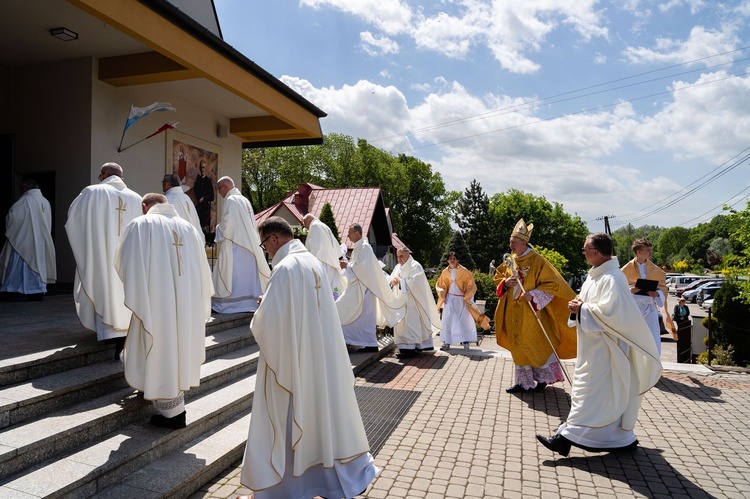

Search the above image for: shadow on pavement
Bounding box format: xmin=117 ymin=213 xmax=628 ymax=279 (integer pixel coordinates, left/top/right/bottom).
xmin=542 ymin=446 xmax=717 ymax=498
xmin=359 ymin=354 xmax=447 ymax=384
xmin=655 ymin=376 xmax=724 ymax=402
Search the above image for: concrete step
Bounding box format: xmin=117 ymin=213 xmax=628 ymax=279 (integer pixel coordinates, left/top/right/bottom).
xmin=0 ymin=375 xmax=256 ymax=498
xmin=0 ymin=343 xmax=259 ymax=479
xmin=0 ymin=312 xmax=252 ymax=388
xmin=0 ymin=324 xmax=256 ymax=429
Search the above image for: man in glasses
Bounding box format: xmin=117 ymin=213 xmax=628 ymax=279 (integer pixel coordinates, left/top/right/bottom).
xmin=65 ymin=162 xmax=141 ymax=357
xmin=537 ymin=232 xmax=661 ymax=457
xmin=211 ymin=176 xmax=269 ymax=313
xmin=239 ymin=217 xmax=379 ymax=498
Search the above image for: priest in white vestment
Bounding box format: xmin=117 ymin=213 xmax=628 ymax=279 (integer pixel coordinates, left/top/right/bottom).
xmin=389 ymin=248 xmax=440 ymax=357
xmin=537 ymin=233 xmax=662 ymax=457
xmin=0 ymin=180 xmax=56 ymax=299
xmin=115 ymin=193 xmax=213 ymax=429
xmin=211 ymin=176 xmax=270 ymax=313
xmin=336 ymin=223 xmax=404 ymax=352
xmin=162 ymin=173 xmax=206 ymax=246
xmin=303 ymin=213 xmax=346 ymax=300
xmin=65 ymin=163 xmax=142 ymax=347
xmin=240 ymin=217 xmax=379 ymax=499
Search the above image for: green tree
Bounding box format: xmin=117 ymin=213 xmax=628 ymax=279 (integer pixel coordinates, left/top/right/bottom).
xmin=319 ymin=202 xmax=340 ymax=242
xmin=388 ymin=155 xmax=451 ymax=266
xmin=455 ymin=180 xmax=496 ymax=274
xmin=441 ymin=230 xmax=477 ymax=270
xmin=712 ymin=280 xmax=750 ymax=365
xmin=612 ymin=224 xmax=665 ymax=265
xmin=684 ymin=215 xmax=731 ymax=267
xmin=535 ymin=246 xmax=569 ymax=278
xmin=488 ymin=189 xmax=589 ymax=277
xmin=655 ymin=227 xmax=691 ymax=265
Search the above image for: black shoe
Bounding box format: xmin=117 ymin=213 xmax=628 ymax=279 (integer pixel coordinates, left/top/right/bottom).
xmin=418 ymin=347 xmax=434 ymax=352
xmin=26 ymin=293 xmax=44 ymax=301
xmin=536 ymin=434 xmax=572 ymax=457
xmin=150 ymin=411 xmax=186 ymax=429
xmin=506 ymin=384 xmax=531 ymax=393
xmin=113 ymin=337 xmax=125 ymax=361
xmin=359 ymin=346 xmax=379 ymax=353
xmin=535 ymin=382 xmax=547 ymax=392
xmin=614 ymin=440 xmax=639 ymax=452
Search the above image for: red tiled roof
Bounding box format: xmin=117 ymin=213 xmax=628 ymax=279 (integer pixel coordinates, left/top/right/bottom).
xmin=391 ymin=232 xmax=407 ymax=251
xmin=255 ymin=183 xmax=385 ymax=249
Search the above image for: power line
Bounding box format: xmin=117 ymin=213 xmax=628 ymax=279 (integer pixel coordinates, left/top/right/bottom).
xmin=395 ymin=70 xmax=750 ymax=154
xmin=368 ymin=45 xmax=750 ymax=145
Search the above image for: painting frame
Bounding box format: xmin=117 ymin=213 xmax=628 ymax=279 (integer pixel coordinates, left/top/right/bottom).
xmin=165 ymin=130 xmax=221 ymax=237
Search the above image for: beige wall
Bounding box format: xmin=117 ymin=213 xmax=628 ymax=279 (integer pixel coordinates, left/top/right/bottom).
xmin=3 ymin=55 xmax=245 ymax=283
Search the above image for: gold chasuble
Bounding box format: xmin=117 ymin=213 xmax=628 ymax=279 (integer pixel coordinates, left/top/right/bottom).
xmin=436 ymin=264 xmax=491 ymax=330
xmin=493 ymin=250 xmax=577 ymax=367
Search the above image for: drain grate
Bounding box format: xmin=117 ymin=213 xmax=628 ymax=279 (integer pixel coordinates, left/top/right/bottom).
xmin=354 ymin=386 xmax=421 ymax=457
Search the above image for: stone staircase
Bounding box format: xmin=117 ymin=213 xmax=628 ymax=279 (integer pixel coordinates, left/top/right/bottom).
xmin=0 ymin=306 xmax=394 ymax=498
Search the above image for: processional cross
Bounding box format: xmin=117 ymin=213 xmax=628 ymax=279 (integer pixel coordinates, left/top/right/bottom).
xmin=115 ymin=197 xmax=127 ymax=236
xmin=172 ymin=230 xmax=184 ymax=276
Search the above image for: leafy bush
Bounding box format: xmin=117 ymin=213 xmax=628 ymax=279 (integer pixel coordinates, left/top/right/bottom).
xmin=697 ymin=344 xmax=736 ymax=366
xmin=473 ymin=271 xmax=498 ymax=316
xmin=711 ymin=280 xmax=750 ymax=364
xmin=672 ymin=259 xmax=690 ymax=273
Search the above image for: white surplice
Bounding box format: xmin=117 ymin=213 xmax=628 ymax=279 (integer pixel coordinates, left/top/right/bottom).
xmin=241 ymin=239 xmax=378 ymax=498
xmin=389 ymin=255 xmax=441 ymax=349
xmin=0 ymin=188 xmax=56 ymax=293
xmin=336 ymin=237 xmax=404 ymax=327
xmin=65 ymin=176 xmax=142 ymax=340
xmin=440 ymin=272 xmax=478 ymax=345
xmin=114 ymin=203 xmax=213 ymax=402
xmin=165 ymin=186 xmax=205 ymax=246
xmin=305 ymin=219 xmax=346 ymax=299
xmin=559 ymin=257 xmax=662 ymax=448
xmin=211 ymin=188 xmax=270 ymax=313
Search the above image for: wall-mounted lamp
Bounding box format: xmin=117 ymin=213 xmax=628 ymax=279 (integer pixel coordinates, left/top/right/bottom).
xmin=50 ymin=27 xmax=78 ymax=41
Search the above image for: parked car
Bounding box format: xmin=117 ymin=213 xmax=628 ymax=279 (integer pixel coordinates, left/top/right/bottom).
xmin=668 ymin=275 xmax=704 ymax=294
xmin=697 ymin=282 xmax=724 ymax=305
xmin=701 ymin=298 xmax=714 ymax=311
xmin=679 ymin=279 xmax=724 ymax=301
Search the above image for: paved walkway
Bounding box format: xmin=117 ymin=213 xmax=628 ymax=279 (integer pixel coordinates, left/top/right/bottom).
xmin=194 ymin=331 xmax=750 ymax=499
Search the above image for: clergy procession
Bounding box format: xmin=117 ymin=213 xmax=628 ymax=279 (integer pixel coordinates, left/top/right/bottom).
xmin=1 ymin=165 xmax=673 ymax=499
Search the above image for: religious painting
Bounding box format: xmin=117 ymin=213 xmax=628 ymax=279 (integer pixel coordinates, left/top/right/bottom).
xmin=166 ymin=130 xmax=220 ymax=239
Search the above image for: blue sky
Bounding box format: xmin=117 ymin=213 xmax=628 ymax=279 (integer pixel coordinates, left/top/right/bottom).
xmin=214 ymin=0 xmax=750 ymax=232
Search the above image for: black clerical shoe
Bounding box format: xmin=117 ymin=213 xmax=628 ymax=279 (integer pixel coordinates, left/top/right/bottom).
xmin=113 ymin=337 xmax=125 ymax=361
xmin=535 ymin=382 xmax=547 ymax=392
xmin=397 ymin=349 xmax=417 ymax=359
xmin=418 ymin=347 xmax=434 ymax=352
xmin=359 ymin=346 xmax=379 ymax=353
xmin=536 ymin=434 xmax=572 ymax=457
xmin=505 ymin=384 xmax=531 ymax=393
xmin=150 ymin=411 xmax=186 ymax=429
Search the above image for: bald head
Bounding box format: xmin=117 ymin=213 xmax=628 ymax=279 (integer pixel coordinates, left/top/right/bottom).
xmin=302 ymin=213 xmax=316 ymax=229
xmin=99 ymin=162 xmax=123 ymax=180
xmin=217 ymin=176 xmax=235 ymax=198
xmin=141 ymin=193 xmax=167 ymax=214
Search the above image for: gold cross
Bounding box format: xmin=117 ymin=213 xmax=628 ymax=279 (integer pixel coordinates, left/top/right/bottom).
xmin=172 ymin=230 xmax=184 ymax=276
xmin=312 ymin=268 xmax=321 ymax=309
xmin=116 ymin=197 xmax=127 ymax=236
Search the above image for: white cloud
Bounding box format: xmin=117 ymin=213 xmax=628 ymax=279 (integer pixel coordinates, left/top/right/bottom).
xmin=624 ymin=25 xmax=739 ymax=66
xmin=299 ymin=0 xmax=413 ymax=35
xmin=380 ymin=69 xmax=393 ymax=78
xmin=658 ymin=0 xmax=707 ymax=15
xmin=360 ymin=31 xmax=400 ymax=56
xmin=302 ymin=0 xmax=609 ymax=73
xmin=278 ymin=70 xmax=750 ymax=226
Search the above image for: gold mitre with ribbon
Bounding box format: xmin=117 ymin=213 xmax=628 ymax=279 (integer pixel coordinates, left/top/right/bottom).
xmin=511 ymin=219 xmax=533 ymax=242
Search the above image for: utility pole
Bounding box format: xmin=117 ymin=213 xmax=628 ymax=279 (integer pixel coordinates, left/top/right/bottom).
xmin=595 ymin=215 xmax=615 ymax=236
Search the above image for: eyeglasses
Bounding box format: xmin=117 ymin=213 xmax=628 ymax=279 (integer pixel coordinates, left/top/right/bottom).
xmin=581 ymin=247 xmax=597 ymax=253
xmin=259 ymin=235 xmax=273 ymax=251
